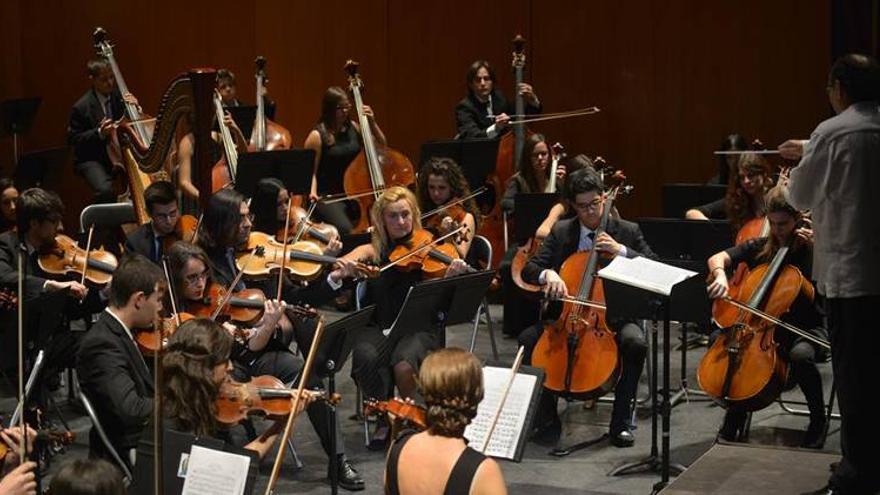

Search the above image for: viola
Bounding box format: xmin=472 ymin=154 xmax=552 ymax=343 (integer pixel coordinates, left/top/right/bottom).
xmin=186 ymin=283 xmax=266 ymax=325
xmin=0 ymin=428 xmax=76 ymax=461
xmin=250 ymin=56 xmax=292 ymax=151
xmin=698 ymin=243 xmax=814 ymax=412
xmin=388 ymin=228 xmax=474 ymax=279
xmin=215 ymin=375 xmax=340 ymax=427
xmin=38 ymin=234 xmax=118 ymax=286
xmin=135 ymin=312 xmax=196 ymax=355
xmin=160 ymin=214 xmax=199 ymax=253
xmin=238 ymin=231 xmax=378 ymax=281
xmin=423 ymin=203 xmax=468 ymax=237
xmin=276 ymin=205 xmax=339 ymax=248
xmin=364 ymin=398 xmax=427 ymax=430
xmin=341 ymin=60 xmax=415 ymax=233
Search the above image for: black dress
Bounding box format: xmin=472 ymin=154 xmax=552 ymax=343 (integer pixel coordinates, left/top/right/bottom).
xmin=314 ymin=124 xmax=362 ymax=234
xmin=385 ymin=430 xmax=488 ymax=495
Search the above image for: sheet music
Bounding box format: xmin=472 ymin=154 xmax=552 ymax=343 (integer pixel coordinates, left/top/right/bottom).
xmin=597 ymin=256 xmax=697 ymax=296
xmin=181 ymin=445 xmax=250 ymax=495
xmin=464 ymin=366 xmax=537 ymax=460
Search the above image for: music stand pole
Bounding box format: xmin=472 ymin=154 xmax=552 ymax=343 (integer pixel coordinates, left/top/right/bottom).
xmin=327 ymin=359 xmax=339 ymax=495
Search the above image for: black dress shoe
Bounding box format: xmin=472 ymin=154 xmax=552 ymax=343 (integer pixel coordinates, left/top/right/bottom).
xmin=531 ymin=417 xmax=562 ymax=445
xmin=799 ymin=483 xmax=838 ymax=495
xmin=610 ymin=428 xmax=635 ymax=448
xmin=801 ymin=416 xmax=827 ymax=449
xmin=330 ymin=457 xmax=365 ymax=492
xmin=367 ymin=423 xmax=390 ymax=451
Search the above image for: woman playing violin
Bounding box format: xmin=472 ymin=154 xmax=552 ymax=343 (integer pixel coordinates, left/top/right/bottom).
xmin=686 ymin=152 xmax=772 ymax=226
xmin=304 ymin=86 xmax=387 ymax=235
xmin=705 ymin=186 xmax=827 ymax=448
xmin=416 ymin=157 xmax=479 ymax=259
xmin=344 ymin=186 xmax=469 ymax=448
xmin=250 ymin=177 xmax=341 ymax=253
xmin=384 ymin=348 xmax=507 ymax=495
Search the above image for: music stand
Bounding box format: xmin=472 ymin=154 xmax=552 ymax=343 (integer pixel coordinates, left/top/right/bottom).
xmin=224 ymin=105 xmax=257 ymax=143
xmin=419 ymin=138 xmax=499 ymax=210
xmin=318 ymin=305 xmax=375 ymax=494
xmin=513 ymin=193 xmax=560 ymax=245
xmin=234 ymin=149 xmax=315 ymax=198
xmin=0 ymin=97 xmax=41 ymax=167
xmin=14 ymin=147 xmax=73 ymax=191
xmin=661 ymin=183 xmax=727 ymax=218
xmin=602 ymin=273 xmax=710 ymax=491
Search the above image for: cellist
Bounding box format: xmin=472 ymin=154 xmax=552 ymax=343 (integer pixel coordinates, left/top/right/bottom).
xmin=455 ymin=60 xmax=541 ymax=139
xmin=705 ymin=185 xmax=826 ymax=448
xmin=519 ymin=167 xmax=654 ymax=447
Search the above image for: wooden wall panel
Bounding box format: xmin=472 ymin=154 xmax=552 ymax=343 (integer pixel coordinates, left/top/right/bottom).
xmin=1 ymin=0 xmax=831 ymax=222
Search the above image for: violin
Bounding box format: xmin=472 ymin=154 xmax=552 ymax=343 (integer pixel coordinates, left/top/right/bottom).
xmin=250 ymin=56 xmax=292 ymax=151
xmin=341 ymin=60 xmax=415 ymax=234
xmin=160 ymin=214 xmax=199 ymax=253
xmin=276 ymin=205 xmax=339 ymax=248
xmin=238 ymin=231 xmax=378 ymax=281
xmin=388 ymin=228 xmax=474 ymax=279
xmin=364 ymin=398 xmax=427 ymax=430
xmin=215 ymin=375 xmax=340 ymax=427
xmin=0 ymin=428 xmax=76 ymax=461
xmin=698 ymin=241 xmax=814 ymax=411
xmin=185 ymin=283 xmax=267 ymax=325
xmin=38 ymin=234 xmax=118 ymax=286
xmin=135 ymin=313 xmax=195 ymax=355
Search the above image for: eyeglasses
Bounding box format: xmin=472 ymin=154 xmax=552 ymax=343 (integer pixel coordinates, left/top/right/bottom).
xmin=242 ymin=213 xmax=255 ymax=224
xmin=153 ymin=210 xmax=179 ymax=221
xmin=572 ymin=199 xmax=602 ymax=211
xmin=184 ymin=270 xmax=209 ymax=286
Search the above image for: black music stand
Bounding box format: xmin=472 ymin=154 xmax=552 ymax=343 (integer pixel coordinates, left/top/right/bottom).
xmin=602 ymin=273 xmax=710 ymax=491
xmin=0 ymin=97 xmax=41 ymax=167
xmin=13 ymin=146 xmax=72 ymax=191
xmin=224 ymin=105 xmax=257 ymax=143
xmin=234 ymin=149 xmax=315 ymax=198
xmin=420 ymin=138 xmax=499 ymax=211
xmin=319 ymin=306 xmax=375 ymax=495
xmin=661 ymin=183 xmax=727 ymax=218
xmin=513 ymin=193 xmax=560 ymax=245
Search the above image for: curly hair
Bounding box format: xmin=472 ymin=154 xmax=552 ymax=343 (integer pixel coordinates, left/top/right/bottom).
xmin=416 ymin=157 xmax=480 ymax=230
xmin=724 ymin=152 xmax=771 ymax=230
xmin=418 ymin=348 xmax=484 ymax=438
xmin=161 ymin=318 xmax=232 ymax=437
xmin=369 ymin=186 xmax=422 ymax=260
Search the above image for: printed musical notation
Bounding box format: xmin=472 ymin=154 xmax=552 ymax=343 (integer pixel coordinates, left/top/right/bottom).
xmin=464 ymin=366 xmax=537 ymax=460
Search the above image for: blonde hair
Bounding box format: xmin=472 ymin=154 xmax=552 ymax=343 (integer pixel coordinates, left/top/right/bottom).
xmin=418 ymin=348 xmax=484 ymax=437
xmin=369 ymin=186 xmax=422 ymax=260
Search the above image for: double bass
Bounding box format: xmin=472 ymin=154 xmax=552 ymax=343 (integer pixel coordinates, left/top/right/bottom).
xmin=341 ymin=60 xmax=415 ymax=233
xmin=211 ymin=91 xmax=240 ymax=193
xmin=250 ymin=56 xmax=292 ymax=151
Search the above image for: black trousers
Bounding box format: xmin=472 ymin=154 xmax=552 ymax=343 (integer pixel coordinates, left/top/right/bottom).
xmin=827 ymin=295 xmax=880 ymax=494
xmin=519 ymin=321 xmax=647 ymax=433
xmin=350 ymin=326 xmax=440 ymax=401
xmin=75 ymin=161 xmax=116 ymax=204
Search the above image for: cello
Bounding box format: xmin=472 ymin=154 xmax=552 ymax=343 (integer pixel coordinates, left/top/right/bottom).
xmin=531 ymin=181 xmax=628 ymax=399
xmin=211 ymin=91 xmax=240 ymax=193
xmin=341 ymin=60 xmax=415 ymax=233
xmin=250 ymin=56 xmax=292 ymax=151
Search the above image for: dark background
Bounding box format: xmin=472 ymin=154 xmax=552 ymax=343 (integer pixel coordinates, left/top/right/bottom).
xmin=0 ymin=0 xmax=876 ymax=227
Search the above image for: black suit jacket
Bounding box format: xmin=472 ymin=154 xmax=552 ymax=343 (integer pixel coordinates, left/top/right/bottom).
xmin=0 ymin=230 xmax=48 ymax=301
xmin=77 ymin=310 xmax=154 ymax=458
xmin=124 ymin=223 xmax=161 ymax=264
xmin=455 ymin=90 xmax=541 ymax=139
xmin=522 ymin=217 xmax=657 ymax=285
xmin=67 ymin=89 xmax=124 ymax=166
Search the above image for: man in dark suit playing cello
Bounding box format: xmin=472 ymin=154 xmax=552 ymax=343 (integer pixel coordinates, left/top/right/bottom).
xmin=519 ymin=167 xmax=655 ymax=447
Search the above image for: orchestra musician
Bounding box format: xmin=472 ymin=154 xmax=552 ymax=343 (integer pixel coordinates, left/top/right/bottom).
xmin=66 ymin=58 xmax=140 ymax=204
xmin=710 ymin=133 xmax=749 ymax=185
xmin=76 ymin=254 xmax=166 ymax=468
xmin=384 ymin=348 xmax=507 ymax=495
xmin=194 ymin=189 xmax=366 ymax=490
xmin=455 ymin=60 xmax=541 ymax=139
xmin=500 ymin=134 xmax=566 ymax=215
xmin=0 ymin=178 xmax=18 ymax=234
xmin=705 ymin=186 xmax=827 ymax=448
xmin=0 ymin=425 xmax=37 ymax=495
xmin=124 ymin=181 xmax=183 ymax=264
xmin=344 ymin=186 xmax=470 ymax=448
xmin=519 ymin=167 xmax=654 ymax=447
xmin=176 ymin=106 xmax=248 ymax=203
xmin=48 ymin=459 xmax=125 ymax=495
xmin=416 ymin=157 xmax=479 ymax=260
xmin=216 ymin=68 xmax=276 ymax=119
xmin=685 ymin=152 xmax=771 ymax=225
xmin=779 ymin=53 xmax=880 ymax=495
xmin=250 ymin=177 xmax=341 ymax=253
xmin=304 ymin=86 xmax=387 ymax=235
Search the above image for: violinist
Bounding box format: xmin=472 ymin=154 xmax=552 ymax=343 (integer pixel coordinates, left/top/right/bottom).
xmin=706 ymin=186 xmax=826 ymax=447
xmin=416 ymin=157 xmax=479 ymax=259
xmin=384 ymin=348 xmax=507 ymax=495
xmin=176 ymin=104 xmax=248 ymax=202
xmin=779 ymin=53 xmax=880 ymax=495
xmin=519 ymin=168 xmax=654 ymax=447
xmin=250 ymin=177 xmax=341 ymax=253
xmin=0 ymin=178 xmax=18 ymax=234
xmin=131 ymin=318 xmax=311 ymax=494
xmin=304 ymin=86 xmax=387 ymax=235
xmin=344 ymin=186 xmax=469 ymax=448
xmin=685 ymin=152 xmax=771 ymax=225
xmin=455 ymin=60 xmax=541 ymax=139
xmin=0 ymin=424 xmax=37 ymax=495
xmin=67 ymin=57 xmax=140 ymax=204
xmin=124 ymin=181 xmax=184 ymax=264
xmin=76 ymin=253 xmax=166 ymax=468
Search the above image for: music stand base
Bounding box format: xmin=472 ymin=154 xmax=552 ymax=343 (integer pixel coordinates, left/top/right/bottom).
xmin=549 ymin=433 xmax=608 ymax=457
xmin=609 ymin=454 xmax=685 ymax=477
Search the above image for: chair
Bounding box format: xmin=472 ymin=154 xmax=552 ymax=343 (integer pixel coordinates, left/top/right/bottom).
xmin=76 ymin=380 xmax=134 ymax=483
xmin=467 ymin=235 xmax=498 ymax=361
xmin=79 ymin=201 xmax=136 ymax=232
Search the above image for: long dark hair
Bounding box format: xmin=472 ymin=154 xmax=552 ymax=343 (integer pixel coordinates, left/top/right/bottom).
xmin=515 ymin=133 xmax=548 ymax=193
xmin=315 ymin=86 xmax=350 ymax=146
xmin=162 ymin=318 xmax=232 ymax=437
xmin=198 ymin=188 xmax=245 ymax=250
xmin=251 ymin=178 xmax=285 ymax=234
xmin=724 ymin=153 xmax=771 ymax=230
xmin=465 ymin=60 xmax=496 ymax=97
xmin=416 ymin=157 xmax=480 ymax=230
xmin=167 ymin=241 xmax=213 ymax=309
